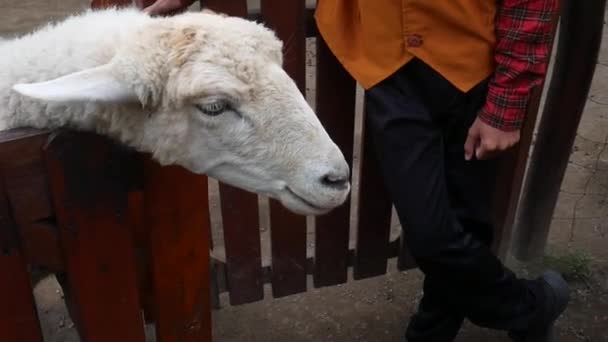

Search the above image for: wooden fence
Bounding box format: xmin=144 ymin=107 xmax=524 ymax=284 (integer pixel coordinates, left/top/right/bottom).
xmin=1 ymin=0 xmax=601 ymax=341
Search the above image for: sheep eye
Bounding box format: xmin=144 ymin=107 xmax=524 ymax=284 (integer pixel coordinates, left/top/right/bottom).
xmin=196 ymin=101 xmax=229 ymax=116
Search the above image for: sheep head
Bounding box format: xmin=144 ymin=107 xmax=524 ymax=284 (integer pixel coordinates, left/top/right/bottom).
xmin=11 ymin=10 xmax=350 ymax=216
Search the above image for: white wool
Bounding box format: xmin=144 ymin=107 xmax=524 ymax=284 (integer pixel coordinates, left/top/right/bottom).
xmin=0 ymin=7 xmax=350 ymax=215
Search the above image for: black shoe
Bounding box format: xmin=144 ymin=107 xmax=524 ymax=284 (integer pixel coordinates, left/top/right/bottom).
xmin=405 ymin=304 xmax=464 ymax=342
xmin=508 ymin=271 xmax=570 ymax=342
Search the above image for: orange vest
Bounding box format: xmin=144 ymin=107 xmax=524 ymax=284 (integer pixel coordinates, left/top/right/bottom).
xmin=314 ymin=0 xmax=498 ymax=92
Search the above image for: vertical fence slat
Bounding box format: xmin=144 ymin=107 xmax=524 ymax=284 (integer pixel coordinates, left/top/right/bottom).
xmin=0 ymin=132 xmax=64 ymax=271
xmin=0 ymin=181 xmax=44 ymax=342
xmin=128 ymin=189 xmax=159 ymax=325
xmin=268 ymin=200 xmax=307 ymax=297
xmin=0 ymin=252 xmax=43 ymax=342
xmin=218 ymin=184 xmax=264 ymax=305
xmin=313 ymin=36 xmax=356 ymax=287
xmin=260 ymin=0 xmax=308 ymax=298
xmin=45 ymin=131 xmax=145 ymax=342
xmin=143 ymin=160 xmax=212 ymax=342
xmin=261 ymin=0 xmax=307 ymax=90
xmin=202 ymin=0 xmax=265 ymax=307
xmin=202 ymin=0 xmax=248 ymax=15
xmin=353 ymin=116 xmax=393 ymax=279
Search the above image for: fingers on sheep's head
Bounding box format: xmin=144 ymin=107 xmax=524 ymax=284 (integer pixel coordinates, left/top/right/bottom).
xmin=12 ymin=12 xmax=351 ymax=216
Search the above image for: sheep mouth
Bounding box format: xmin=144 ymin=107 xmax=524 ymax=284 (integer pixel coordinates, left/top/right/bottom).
xmin=285 ymin=187 xmax=332 ymax=214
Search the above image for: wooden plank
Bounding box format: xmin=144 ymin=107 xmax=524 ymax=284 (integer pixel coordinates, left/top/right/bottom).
xmin=218 ymin=184 xmax=264 ymax=305
xmin=353 ymin=113 xmax=392 ymax=279
xmin=260 ymin=0 xmax=308 ymax=298
xmin=202 ymin=0 xmax=248 ymax=15
xmin=45 ymin=131 xmax=146 ymax=342
xmin=0 ymin=127 xmax=49 ymax=144
xmin=0 ymin=251 xmax=43 ymax=342
xmin=261 ymin=0 xmax=306 ymax=91
xmin=0 ymin=130 xmax=48 ymax=163
xmin=0 ymin=252 xmax=44 ymax=342
xmin=202 ymin=0 xmax=264 ymax=307
xmin=312 ymin=36 xmax=356 ymax=287
xmin=268 ymin=199 xmax=307 ymax=297
xmin=0 ymin=181 xmax=44 ymax=342
xmin=19 ymin=221 xmax=64 ymax=272
xmin=142 ymin=159 xmax=211 ymax=342
xmin=3 ymin=161 xmax=52 ymax=222
xmin=2 ymin=163 xmax=59 ymax=270
xmin=0 ymin=131 xmax=52 ymax=224
xmin=128 ymin=188 xmax=159 ymax=324
xmin=0 ymin=131 xmax=64 ymax=271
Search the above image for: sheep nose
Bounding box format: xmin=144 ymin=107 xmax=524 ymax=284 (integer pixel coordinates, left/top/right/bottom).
xmin=318 ymin=145 xmax=351 ymax=191
xmin=320 ymin=171 xmax=350 ymax=190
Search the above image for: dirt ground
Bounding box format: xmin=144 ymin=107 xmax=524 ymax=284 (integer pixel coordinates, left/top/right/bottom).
xmin=2 ymin=1 xmax=608 ymax=341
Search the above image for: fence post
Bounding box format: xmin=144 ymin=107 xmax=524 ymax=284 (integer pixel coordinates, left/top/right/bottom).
xmin=0 ymin=180 xmax=44 ymax=342
xmin=45 ymin=131 xmax=146 ymax=342
xmin=142 ymin=160 xmax=212 ymax=342
xmin=512 ymin=0 xmax=607 ymax=261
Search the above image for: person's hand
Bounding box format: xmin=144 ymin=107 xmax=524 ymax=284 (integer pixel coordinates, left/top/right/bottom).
xmin=464 ymin=117 xmax=520 ymax=160
xmin=136 ymin=0 xmax=196 ymax=16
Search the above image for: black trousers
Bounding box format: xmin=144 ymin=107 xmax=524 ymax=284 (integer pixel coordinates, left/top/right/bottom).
xmin=364 ymin=59 xmax=546 ymax=341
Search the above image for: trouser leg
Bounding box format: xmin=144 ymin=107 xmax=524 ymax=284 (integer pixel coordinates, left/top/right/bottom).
xmin=405 ymin=70 xmax=501 ymax=341
xmin=405 ymin=275 xmax=465 ymax=341
xmin=364 ymin=59 xmax=545 ymax=341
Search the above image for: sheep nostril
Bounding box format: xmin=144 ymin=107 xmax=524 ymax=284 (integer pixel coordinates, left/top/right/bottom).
xmin=320 ymin=173 xmax=349 ymax=190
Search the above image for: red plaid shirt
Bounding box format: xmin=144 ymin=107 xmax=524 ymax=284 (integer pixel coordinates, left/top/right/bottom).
xmin=478 ymin=0 xmax=559 ymax=131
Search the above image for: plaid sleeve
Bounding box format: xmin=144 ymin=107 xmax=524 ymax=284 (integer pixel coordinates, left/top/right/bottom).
xmin=478 ymin=0 xmax=559 ymax=131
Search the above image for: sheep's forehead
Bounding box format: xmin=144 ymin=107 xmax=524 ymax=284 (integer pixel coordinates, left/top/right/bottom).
xmin=177 ymin=12 xmax=283 ymax=64
xmin=163 ymin=12 xmax=297 ymax=106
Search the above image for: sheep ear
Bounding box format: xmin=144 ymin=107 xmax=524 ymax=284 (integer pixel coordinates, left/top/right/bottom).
xmin=12 ymin=65 xmax=139 ymax=104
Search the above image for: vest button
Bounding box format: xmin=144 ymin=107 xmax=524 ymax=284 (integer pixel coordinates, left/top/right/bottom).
xmin=406 ymin=34 xmax=423 ymax=48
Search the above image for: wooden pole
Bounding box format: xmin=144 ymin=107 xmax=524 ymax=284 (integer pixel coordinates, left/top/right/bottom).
xmin=512 ymin=0 xmax=607 ymax=261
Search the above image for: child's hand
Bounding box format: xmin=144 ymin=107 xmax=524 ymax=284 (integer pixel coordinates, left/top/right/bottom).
xmin=136 ymin=0 xmax=196 ymax=16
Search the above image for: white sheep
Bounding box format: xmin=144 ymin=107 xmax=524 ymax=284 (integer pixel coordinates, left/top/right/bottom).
xmin=0 ymin=7 xmax=350 ymax=215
